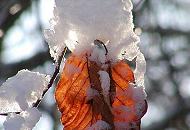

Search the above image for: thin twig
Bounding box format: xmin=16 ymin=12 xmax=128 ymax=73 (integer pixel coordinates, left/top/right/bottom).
xmin=33 ymin=47 xmax=68 ymax=107
xmin=134 ymin=0 xmax=145 ymax=11
xmin=0 ymin=47 xmax=68 ymax=116
xmin=0 ymin=112 xmax=20 ymax=116
xmin=94 ymin=39 xmax=108 ymax=55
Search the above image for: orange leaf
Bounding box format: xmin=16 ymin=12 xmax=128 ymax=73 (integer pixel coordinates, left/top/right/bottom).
xmin=55 ymin=54 xmax=91 ymax=129
xmin=55 ymin=53 xmax=147 ymax=130
xmin=112 ymin=60 xmax=147 ymax=129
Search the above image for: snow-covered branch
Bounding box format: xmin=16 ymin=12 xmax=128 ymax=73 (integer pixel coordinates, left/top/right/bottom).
xmin=0 ymin=47 xmax=67 ymax=129
xmin=0 ymin=0 xmax=147 ymax=129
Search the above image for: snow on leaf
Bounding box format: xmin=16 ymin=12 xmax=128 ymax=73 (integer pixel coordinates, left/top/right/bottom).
xmin=45 ymin=0 xmax=146 ymax=88
xmin=87 ymin=120 xmax=111 ymax=130
xmin=55 ymin=52 xmax=114 ymax=129
xmin=114 ymin=121 xmax=140 ymax=130
xmin=0 ymin=69 xmax=50 ymax=113
xmin=89 ymin=46 xmax=107 ymax=64
xmin=111 ymin=60 xmax=147 ymax=122
xmin=55 ymin=45 xmax=147 ymax=129
xmin=3 ymin=107 xmax=42 ymax=130
xmin=86 ymin=88 xmax=99 ymax=101
xmin=134 ymin=51 xmax=146 ymax=87
xmin=64 ymin=63 xmax=81 ymax=78
xmin=47 ymin=0 xmax=147 ymax=129
xmin=98 ymin=71 xmax=110 ymax=97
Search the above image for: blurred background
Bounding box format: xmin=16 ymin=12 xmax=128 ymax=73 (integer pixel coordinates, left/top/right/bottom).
xmin=0 ymin=0 xmax=190 ymax=130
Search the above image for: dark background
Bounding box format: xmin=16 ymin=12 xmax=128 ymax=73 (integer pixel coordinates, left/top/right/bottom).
xmin=0 ymin=0 xmax=190 ymax=130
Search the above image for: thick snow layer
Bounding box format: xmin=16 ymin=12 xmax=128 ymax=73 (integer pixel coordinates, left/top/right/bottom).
xmin=89 ymin=46 xmax=107 ymax=64
xmin=45 ymin=0 xmax=146 ymax=87
xmin=3 ymin=107 xmax=42 ymax=130
xmin=0 ymin=69 xmax=50 ymax=113
xmin=87 ymin=120 xmax=111 ymax=130
xmin=45 ymin=0 xmax=137 ymax=59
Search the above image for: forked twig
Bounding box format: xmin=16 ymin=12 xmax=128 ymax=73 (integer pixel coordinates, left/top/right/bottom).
xmin=0 ymin=47 xmax=68 ymax=116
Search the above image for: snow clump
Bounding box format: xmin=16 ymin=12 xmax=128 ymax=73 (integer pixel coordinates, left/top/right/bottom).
xmin=3 ymin=107 xmax=42 ymax=130
xmin=45 ymin=0 xmax=137 ymax=60
xmin=87 ymin=120 xmax=111 ymax=130
xmin=0 ymin=69 xmax=50 ymax=113
xmin=45 ymin=0 xmax=146 ymax=87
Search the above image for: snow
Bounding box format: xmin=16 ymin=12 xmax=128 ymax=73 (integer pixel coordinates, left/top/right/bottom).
xmin=114 ymin=121 xmax=138 ymax=129
xmin=114 ymin=83 xmax=146 ymax=121
xmin=114 ymin=122 xmax=130 ymax=129
xmin=45 ymin=0 xmax=138 ymax=58
xmin=87 ymin=120 xmax=111 ymax=130
xmin=45 ymin=0 xmax=146 ymax=88
xmin=116 ymin=41 xmax=140 ymax=61
xmin=1 ymin=1 xmax=147 ymax=129
xmin=130 ymin=84 xmax=146 ymax=100
xmin=3 ymin=114 xmax=25 ymax=130
xmin=64 ymin=63 xmax=81 ymax=77
xmin=122 ymin=83 xmax=146 ymax=101
xmin=2 ymin=0 xmax=147 ymax=129
xmin=89 ymin=46 xmax=107 ymax=64
xmin=3 ymin=107 xmax=42 ymax=130
xmin=98 ymin=71 xmax=110 ymax=97
xmin=0 ymin=69 xmax=50 ymax=113
xmin=134 ymin=51 xmax=146 ymax=87
xmin=86 ymin=88 xmax=99 ymax=101
xmin=44 ymin=28 xmax=66 ymax=61
xmin=113 ymin=105 xmax=131 ymax=119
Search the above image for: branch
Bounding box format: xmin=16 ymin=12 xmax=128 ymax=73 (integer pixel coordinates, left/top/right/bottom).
xmin=0 ymin=47 xmax=68 ymax=116
xmin=33 ymin=47 xmax=67 ymax=107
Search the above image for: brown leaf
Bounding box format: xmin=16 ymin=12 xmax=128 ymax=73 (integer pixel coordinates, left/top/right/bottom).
xmin=112 ymin=60 xmax=147 ymax=130
xmin=88 ymin=60 xmax=114 ymax=128
xmin=55 ymin=53 xmax=147 ymax=130
xmin=55 ymin=54 xmax=92 ymax=129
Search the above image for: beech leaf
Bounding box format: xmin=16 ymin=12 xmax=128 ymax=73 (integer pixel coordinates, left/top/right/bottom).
xmin=55 ymin=50 xmax=147 ymax=130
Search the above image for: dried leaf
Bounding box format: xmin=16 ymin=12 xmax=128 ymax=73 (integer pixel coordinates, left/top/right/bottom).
xmin=88 ymin=60 xmax=114 ymax=128
xmin=55 ymin=53 xmax=147 ymax=130
xmin=55 ymin=54 xmax=91 ymax=129
xmin=112 ymin=60 xmax=147 ymax=129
